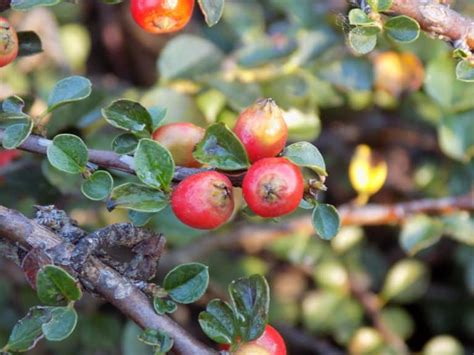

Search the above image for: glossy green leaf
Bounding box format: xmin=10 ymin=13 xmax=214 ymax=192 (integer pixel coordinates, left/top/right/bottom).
xmin=36 ymin=265 xmax=82 ymax=305
xmin=1 ymin=96 xmax=29 ymax=120
xmin=368 ymin=0 xmax=392 ymax=12
xmin=193 ymin=123 xmax=250 ymax=170
xmin=112 ymin=133 xmax=139 ymax=154
xmin=456 ymin=60 xmax=474 ymax=82
xmin=400 ymin=215 xmax=443 ymax=255
xmin=2 ymin=307 xmax=52 ymax=352
xmin=138 ymin=328 xmax=173 ymax=353
xmin=384 ymin=15 xmax=420 ymax=43
xmin=102 ymin=100 xmax=153 ymax=134
xmin=10 ymin=0 xmax=62 ymax=10
xmin=1 ymin=118 xmax=33 ymax=149
xmin=47 ymin=134 xmax=88 ymax=174
xmin=134 ymin=139 xmax=175 ymax=190
xmin=198 ymin=299 xmax=238 ymax=344
xmin=312 ymin=203 xmax=340 ymax=240
xmin=198 ymin=0 xmax=225 ymax=27
xmin=108 ymin=183 xmax=170 ymax=212
xmin=153 ymin=298 xmax=177 ymax=315
xmin=282 ymin=141 xmax=326 ymax=175
xmin=47 ymin=76 xmax=92 ymax=112
xmin=229 ymin=274 xmax=269 ymax=342
xmin=163 ymin=263 xmax=209 ymax=304
xmin=81 ymin=170 xmax=113 ymax=201
xmin=17 ymin=31 xmax=43 ymax=57
xmin=41 ymin=307 xmax=78 ymax=341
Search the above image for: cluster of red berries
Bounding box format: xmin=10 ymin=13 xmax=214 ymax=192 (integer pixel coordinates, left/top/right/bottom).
xmin=0 ymin=17 xmax=19 ymax=68
xmin=152 ymin=99 xmax=304 ymax=230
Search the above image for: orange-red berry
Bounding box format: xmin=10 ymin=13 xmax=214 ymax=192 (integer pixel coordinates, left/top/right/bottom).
xmin=0 ymin=17 xmax=18 ymax=68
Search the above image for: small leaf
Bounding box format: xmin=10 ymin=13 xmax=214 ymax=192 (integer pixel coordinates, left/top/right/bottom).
xmin=348 ymin=9 xmax=372 ymax=25
xmin=1 ymin=118 xmax=33 ymax=149
xmin=384 ymin=15 xmax=420 ymax=43
xmin=134 ymin=139 xmax=175 ymax=190
xmin=128 ymin=210 xmax=155 ymax=227
xmin=455 ymin=60 xmax=474 ymax=82
xmin=198 ymin=0 xmax=225 ymax=27
xmin=163 ymin=263 xmax=209 ymax=304
xmin=81 ymin=170 xmax=113 ymax=201
xmin=193 ymin=123 xmax=250 ymax=170
xmin=2 ymin=95 xmax=25 ymax=114
xmin=400 ymin=215 xmax=443 ymax=255
xmin=10 ymin=0 xmax=62 ymax=10
xmin=112 ymin=133 xmax=139 ymax=154
xmin=102 ymin=99 xmax=153 ymax=134
xmin=198 ymin=299 xmax=238 ymax=344
xmin=348 ymin=30 xmax=377 ymax=55
xmin=47 ymin=76 xmax=92 ymax=112
xmin=368 ymin=0 xmax=392 ymax=12
xmin=17 ymin=31 xmax=43 ymax=56
xmin=312 ymin=203 xmax=340 ymax=240
xmin=108 ymin=183 xmax=169 ymax=212
xmin=41 ymin=307 xmax=78 ymax=342
xmin=229 ymin=274 xmax=269 ymax=342
xmin=3 ymin=306 xmax=52 ymax=352
xmin=153 ymin=298 xmax=178 ymax=315
xmin=47 ymin=134 xmax=89 ymax=174
xmin=138 ymin=328 xmax=174 ymax=353
xmin=282 ymin=141 xmax=326 ymax=175
xmin=36 ymin=265 xmax=82 ymax=305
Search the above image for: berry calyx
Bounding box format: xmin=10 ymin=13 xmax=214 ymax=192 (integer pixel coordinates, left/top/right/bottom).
xmin=152 ymin=122 xmax=204 ymax=168
xmin=221 ymin=325 xmax=287 ymax=355
xmin=0 ymin=17 xmax=19 ymax=68
xmin=130 ymin=0 xmax=195 ymax=34
xmin=242 ymin=157 xmax=303 ymax=218
xmin=234 ymin=98 xmax=288 ymax=163
xmin=171 ymin=171 xmax=234 ymax=229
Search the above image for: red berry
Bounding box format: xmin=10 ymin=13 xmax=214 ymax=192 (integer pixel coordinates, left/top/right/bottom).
xmin=152 ymin=122 xmax=204 ymax=168
xmin=171 ymin=171 xmax=234 ymax=229
xmin=0 ymin=149 xmax=20 ymax=167
xmin=234 ymin=98 xmax=287 ymax=163
xmin=0 ymin=17 xmax=18 ymax=68
xmin=221 ymin=325 xmax=287 ymax=355
xmin=242 ymin=157 xmax=303 ymax=218
xmin=130 ymin=0 xmax=194 ymax=34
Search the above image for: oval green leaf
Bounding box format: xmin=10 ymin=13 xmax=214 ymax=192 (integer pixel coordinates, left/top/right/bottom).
xmin=47 ymin=134 xmax=89 ymax=174
xmin=112 ymin=133 xmax=139 ymax=154
xmin=47 ymin=76 xmax=92 ymax=112
xmin=198 ymin=299 xmax=237 ymax=345
xmin=153 ymin=298 xmax=178 ymax=315
xmin=36 ymin=265 xmax=82 ymax=305
xmin=2 ymin=119 xmax=33 ymax=149
xmin=312 ymin=203 xmax=340 ymax=240
xmin=282 ymin=141 xmax=326 ymax=176
xmin=384 ymin=15 xmax=420 ymax=43
xmin=108 ymin=183 xmax=170 ymax=212
xmin=81 ymin=170 xmax=114 ymax=201
xmin=163 ymin=263 xmax=209 ymax=304
xmin=102 ymin=99 xmax=153 ymax=134
xmin=456 ymin=60 xmax=474 ymax=82
xmin=41 ymin=307 xmax=78 ymax=342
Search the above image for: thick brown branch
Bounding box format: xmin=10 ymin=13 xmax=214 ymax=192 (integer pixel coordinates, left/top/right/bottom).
xmin=0 ymin=129 xmax=245 ymax=186
xmin=0 ymin=205 xmax=216 ymax=355
xmin=388 ymin=0 xmax=474 ymax=50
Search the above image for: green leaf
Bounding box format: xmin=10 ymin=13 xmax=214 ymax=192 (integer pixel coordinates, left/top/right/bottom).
xmin=198 ymin=0 xmax=225 ymax=27
xmin=47 ymin=134 xmax=89 ymax=174
xmin=10 ymin=0 xmax=62 ymax=10
xmin=17 ymin=31 xmax=43 ymax=57
xmin=153 ymin=298 xmax=178 ymax=315
xmin=399 ymin=215 xmax=443 ymax=255
xmin=282 ymin=141 xmax=326 ymax=175
xmin=380 ymin=307 xmax=414 ymax=340
xmin=112 ymin=133 xmax=139 ymax=154
xmin=2 ymin=95 xmax=25 ymax=114
xmin=108 ymin=183 xmax=169 ymax=212
xmin=128 ymin=210 xmax=155 ymax=227
xmin=163 ymin=263 xmax=209 ymax=304
xmin=138 ymin=329 xmax=173 ymax=353
xmin=381 ymin=259 xmax=429 ymax=303
xmin=424 ymin=56 xmax=455 ymax=109
xmin=81 ymin=170 xmax=114 ymax=201
xmin=455 ymin=60 xmax=474 ymax=82
xmin=2 ymin=307 xmax=52 ymax=352
xmin=348 ymin=30 xmax=377 ymax=55
xmin=348 ymin=9 xmax=372 ymax=25
xmin=134 ymin=139 xmax=175 ymax=190
xmin=47 ymin=76 xmax=92 ymax=112
xmin=198 ymin=299 xmax=237 ymax=344
xmin=384 ymin=15 xmax=420 ymax=43
xmin=149 ymin=106 xmax=167 ymax=131
xmin=36 ymin=265 xmax=82 ymax=305
xmin=102 ymin=99 xmax=153 ymax=134
xmin=41 ymin=307 xmax=78 ymax=342
xmin=312 ymin=203 xmax=340 ymax=240
xmin=438 ymin=110 xmax=474 ymax=162
xmin=159 ymin=35 xmax=224 ymax=80
xmin=1 ymin=118 xmax=33 ymax=149
xmin=368 ymin=0 xmax=392 ymax=12
xmin=193 ymin=123 xmax=250 ymax=170
xmin=229 ymin=274 xmax=269 ymax=342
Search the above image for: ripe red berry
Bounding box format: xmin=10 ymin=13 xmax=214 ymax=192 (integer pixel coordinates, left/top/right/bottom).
xmin=0 ymin=17 xmax=19 ymax=68
xmin=0 ymin=150 xmax=20 ymax=167
xmin=221 ymin=325 xmax=287 ymax=355
xmin=171 ymin=171 xmax=234 ymax=229
xmin=130 ymin=0 xmax=195 ymax=34
xmin=242 ymin=157 xmax=303 ymax=218
xmin=234 ymin=98 xmax=287 ymax=163
xmin=152 ymin=122 xmax=204 ymax=168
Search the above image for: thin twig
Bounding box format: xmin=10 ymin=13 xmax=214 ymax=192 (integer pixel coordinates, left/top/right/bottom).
xmin=0 ymin=205 xmax=217 ymax=355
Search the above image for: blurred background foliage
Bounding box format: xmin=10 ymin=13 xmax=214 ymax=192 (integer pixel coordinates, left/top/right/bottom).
xmin=0 ymin=0 xmax=473 ymax=354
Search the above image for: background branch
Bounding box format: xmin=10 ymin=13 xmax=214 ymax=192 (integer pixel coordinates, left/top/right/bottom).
xmin=0 ymin=205 xmax=217 ymax=355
